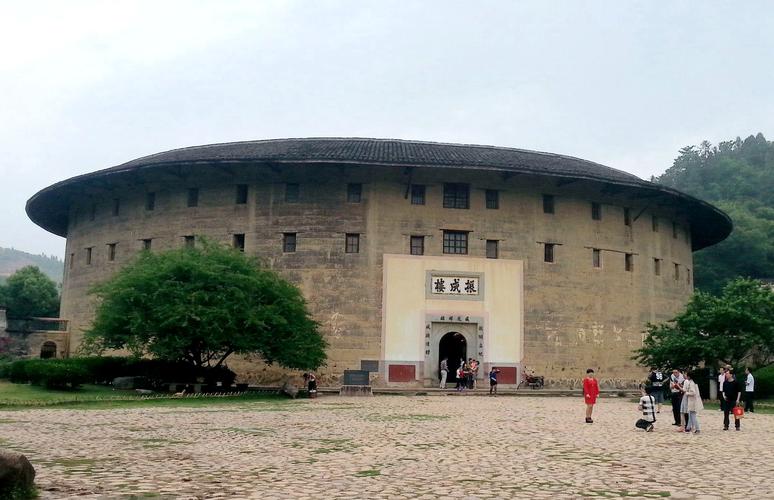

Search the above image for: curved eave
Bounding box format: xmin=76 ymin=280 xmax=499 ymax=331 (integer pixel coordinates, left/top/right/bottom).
xmin=26 ymin=157 xmax=732 ymax=251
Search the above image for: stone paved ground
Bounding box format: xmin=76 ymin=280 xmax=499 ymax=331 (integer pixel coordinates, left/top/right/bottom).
xmin=0 ymin=395 xmax=771 ymax=499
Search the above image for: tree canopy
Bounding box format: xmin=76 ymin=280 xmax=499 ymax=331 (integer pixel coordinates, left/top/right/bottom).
xmin=83 ymin=242 xmax=327 ymax=371
xmin=0 ymin=265 xmax=60 ymax=319
xmin=635 ymin=278 xmax=774 ymax=370
xmin=654 ymin=133 xmax=774 ymax=293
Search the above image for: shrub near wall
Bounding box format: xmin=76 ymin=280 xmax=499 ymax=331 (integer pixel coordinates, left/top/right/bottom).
xmin=22 ymin=359 xmax=88 ymax=389
xmin=753 ymin=365 xmax=774 ymax=399
xmin=0 ymin=357 xmax=237 ymax=390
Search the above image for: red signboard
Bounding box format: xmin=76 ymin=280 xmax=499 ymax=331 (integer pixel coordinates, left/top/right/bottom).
xmin=496 ymin=366 xmax=518 ymax=384
xmin=388 ymin=364 xmax=416 ymax=382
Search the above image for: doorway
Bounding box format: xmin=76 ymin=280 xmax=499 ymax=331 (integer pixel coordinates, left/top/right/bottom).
xmin=40 ymin=341 xmax=57 ymax=359
xmin=439 ymin=332 xmax=467 ymax=383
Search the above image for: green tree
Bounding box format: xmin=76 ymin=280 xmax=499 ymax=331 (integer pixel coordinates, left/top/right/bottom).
xmin=635 ymin=278 xmax=774 ymax=369
xmin=83 ymin=242 xmax=327 ymax=370
xmin=0 ymin=265 xmax=60 ymax=319
xmin=655 ymin=133 xmax=774 ymax=294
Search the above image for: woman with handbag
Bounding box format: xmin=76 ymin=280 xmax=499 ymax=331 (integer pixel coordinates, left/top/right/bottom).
xmin=683 ymin=371 xmax=704 ymax=434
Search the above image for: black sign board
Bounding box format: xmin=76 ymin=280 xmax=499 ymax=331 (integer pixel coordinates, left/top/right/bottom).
xmin=343 ymin=369 xmax=370 ymax=386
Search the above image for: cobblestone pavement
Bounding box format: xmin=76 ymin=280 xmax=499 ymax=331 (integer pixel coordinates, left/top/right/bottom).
xmin=1 ymin=395 xmax=771 ymax=499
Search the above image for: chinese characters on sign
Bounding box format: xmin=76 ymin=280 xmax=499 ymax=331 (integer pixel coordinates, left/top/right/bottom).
xmin=431 ymin=276 xmax=479 ymax=296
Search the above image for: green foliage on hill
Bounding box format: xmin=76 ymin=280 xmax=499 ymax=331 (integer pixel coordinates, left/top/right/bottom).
xmin=0 ymin=246 xmax=63 ymax=284
xmin=0 ymin=265 xmax=60 ymax=318
xmin=654 ymin=133 xmax=774 ymax=293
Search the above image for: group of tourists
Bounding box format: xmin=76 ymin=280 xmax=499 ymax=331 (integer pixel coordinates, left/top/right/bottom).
xmin=630 ymin=366 xmax=756 ymax=433
xmin=438 ymin=357 xmax=502 ymax=395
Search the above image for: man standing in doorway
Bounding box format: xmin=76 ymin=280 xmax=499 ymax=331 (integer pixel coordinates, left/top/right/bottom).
xmin=744 ymin=367 xmax=755 ymax=413
xmin=439 ymin=357 xmax=448 ymax=389
xmin=669 ymin=369 xmax=685 ymax=426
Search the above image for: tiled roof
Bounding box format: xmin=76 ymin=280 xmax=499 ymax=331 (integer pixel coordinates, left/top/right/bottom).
xmin=113 ymin=138 xmax=644 ymax=185
xmin=26 ymin=138 xmax=731 ymax=249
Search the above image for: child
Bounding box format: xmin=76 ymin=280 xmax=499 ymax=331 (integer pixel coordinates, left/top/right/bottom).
xmin=583 ymin=368 xmax=599 ymax=423
xmin=636 ymin=385 xmax=656 ymax=432
xmin=456 ymin=365 xmax=465 ymax=392
xmin=489 ymin=367 xmax=500 ymax=396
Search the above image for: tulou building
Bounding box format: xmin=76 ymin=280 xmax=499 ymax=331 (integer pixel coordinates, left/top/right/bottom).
xmin=26 ymin=138 xmax=731 ymax=387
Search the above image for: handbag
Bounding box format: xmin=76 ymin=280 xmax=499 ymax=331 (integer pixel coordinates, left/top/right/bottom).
xmin=732 ymin=406 xmax=745 ymax=419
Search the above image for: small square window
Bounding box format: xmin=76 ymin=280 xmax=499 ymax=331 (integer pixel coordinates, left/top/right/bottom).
xmin=625 ymin=253 xmax=633 ymax=272
xmin=654 ymin=258 xmax=662 ymax=276
xmin=591 ymin=202 xmax=601 ymax=220
xmin=233 ymin=234 xmax=245 ymax=252
xmin=652 ymin=216 xmax=659 ymax=232
xmin=410 ymin=235 xmax=424 ymax=256
xmin=146 ymin=192 xmax=156 ymax=211
xmin=674 ymin=263 xmax=680 ymax=280
xmin=187 ymin=188 xmax=199 ymax=207
xmin=544 ymin=243 xmax=555 ymax=263
xmin=285 ymin=183 xmax=299 ymax=203
xmin=443 ymin=183 xmax=469 ymax=209
xmin=85 ymin=247 xmax=93 ymax=265
xmin=485 ymin=189 xmax=499 ymax=209
xmin=347 ymin=183 xmax=362 ymax=203
xmin=107 ymin=243 xmax=116 ymax=262
xmin=112 ymin=199 xmax=120 ymax=217
xmin=345 ymin=233 xmax=360 ymax=253
xmin=411 ymin=184 xmax=426 ymax=205
xmin=592 ymin=248 xmax=601 ymax=268
xmin=184 ymin=235 xmax=195 ymax=249
xmin=235 ymin=184 xmax=248 ymax=204
xmin=486 ymin=240 xmax=499 ymax=259
xmin=442 ymin=230 xmax=468 ymax=254
xmin=283 ymin=233 xmax=297 ymax=253
xmin=543 ymin=194 xmax=555 ymax=214
xmin=624 ymin=207 xmax=631 ymax=226
xmin=142 ymin=239 xmax=152 ymax=251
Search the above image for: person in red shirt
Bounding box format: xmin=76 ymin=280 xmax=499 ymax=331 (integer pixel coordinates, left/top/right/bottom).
xmin=583 ymin=368 xmax=600 ymax=423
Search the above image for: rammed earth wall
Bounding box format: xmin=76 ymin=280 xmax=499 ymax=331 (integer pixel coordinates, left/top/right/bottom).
xmin=55 ymin=163 xmax=695 ymax=387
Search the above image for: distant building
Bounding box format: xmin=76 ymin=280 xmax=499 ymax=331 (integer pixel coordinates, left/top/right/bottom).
xmin=26 ymin=138 xmax=731 ymax=387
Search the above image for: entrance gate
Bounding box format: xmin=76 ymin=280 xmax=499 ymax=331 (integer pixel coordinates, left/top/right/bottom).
xmin=438 ymin=332 xmax=467 ymax=383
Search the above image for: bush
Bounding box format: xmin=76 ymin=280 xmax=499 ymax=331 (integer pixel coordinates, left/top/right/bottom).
xmin=23 ymin=359 xmax=89 ymax=389
xmin=753 ymin=364 xmax=774 ymax=399
xmin=6 ymin=359 xmax=36 ymax=384
xmin=67 ymin=356 xmax=132 ymax=384
xmin=0 ymin=355 xmax=236 ymax=390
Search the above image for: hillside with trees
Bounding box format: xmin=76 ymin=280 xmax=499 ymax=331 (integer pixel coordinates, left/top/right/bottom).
xmin=654 ymin=133 xmax=774 ymax=294
xmin=0 ymin=247 xmax=63 ymax=285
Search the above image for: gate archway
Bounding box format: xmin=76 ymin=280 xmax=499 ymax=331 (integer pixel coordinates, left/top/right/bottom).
xmin=438 ymin=332 xmax=467 ymax=383
xmin=40 ymin=341 xmax=57 ymax=359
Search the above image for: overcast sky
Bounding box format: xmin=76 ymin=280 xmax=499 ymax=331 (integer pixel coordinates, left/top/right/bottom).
xmin=1 ymin=1 xmax=773 ymax=258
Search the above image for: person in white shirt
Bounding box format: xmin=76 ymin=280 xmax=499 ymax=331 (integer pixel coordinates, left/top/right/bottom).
xmin=744 ymin=367 xmax=755 ymax=413
xmin=636 ymin=386 xmax=657 ymax=432
xmin=717 ymin=367 xmax=726 ymax=411
xmin=669 ymin=369 xmax=685 ymax=426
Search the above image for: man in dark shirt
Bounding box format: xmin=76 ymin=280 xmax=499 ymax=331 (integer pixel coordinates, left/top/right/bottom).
xmin=722 ymin=371 xmax=742 ymax=430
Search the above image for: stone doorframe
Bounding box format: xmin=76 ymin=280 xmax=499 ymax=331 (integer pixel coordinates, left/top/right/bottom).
xmin=422 ymin=314 xmax=485 ymax=385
